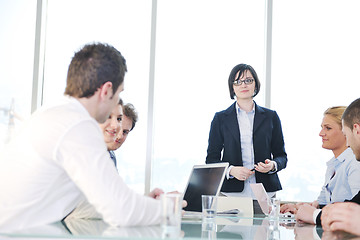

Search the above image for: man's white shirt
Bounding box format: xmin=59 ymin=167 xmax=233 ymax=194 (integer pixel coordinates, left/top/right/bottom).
xmin=0 ymin=96 xmax=161 ymax=232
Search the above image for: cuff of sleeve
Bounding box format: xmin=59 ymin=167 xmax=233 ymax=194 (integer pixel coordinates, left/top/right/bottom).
xmin=313 ymin=209 xmax=322 ymax=224
xmin=268 ymin=161 xmax=278 ymax=174
xmin=226 ymin=165 xmax=234 ymax=179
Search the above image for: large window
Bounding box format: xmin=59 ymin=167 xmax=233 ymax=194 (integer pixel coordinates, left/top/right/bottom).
xmin=0 ymin=0 xmax=36 ymax=151
xmin=151 ymin=0 xmax=266 ymax=193
xmin=4 ymin=0 xmax=360 ymax=202
xmin=272 ymin=0 xmax=360 ymax=201
xmin=43 ymin=0 xmax=152 ymax=193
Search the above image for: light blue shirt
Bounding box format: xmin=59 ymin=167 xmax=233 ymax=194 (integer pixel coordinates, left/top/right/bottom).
xmin=224 ymin=102 xmax=275 ymax=199
xmin=317 ymin=147 xmax=360 ymax=205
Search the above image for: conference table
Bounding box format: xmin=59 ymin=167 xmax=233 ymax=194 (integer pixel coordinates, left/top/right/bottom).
xmin=1 ymin=214 xmax=357 ymax=240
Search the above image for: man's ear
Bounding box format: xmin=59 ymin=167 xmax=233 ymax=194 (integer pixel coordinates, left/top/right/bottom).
xmin=99 ymin=82 xmax=113 ymax=100
xmin=353 ymin=123 xmax=360 ymax=135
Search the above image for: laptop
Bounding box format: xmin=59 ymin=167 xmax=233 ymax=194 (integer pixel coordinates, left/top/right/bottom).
xmin=250 ymin=183 xmax=271 ymax=215
xmin=182 ymin=162 xmax=229 ymax=218
xmin=250 ymin=183 xmax=295 ymax=220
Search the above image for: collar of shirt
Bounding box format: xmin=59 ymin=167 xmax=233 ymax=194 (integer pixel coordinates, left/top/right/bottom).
xmin=236 ymin=101 xmax=255 ymax=136
xmin=63 ymin=95 xmax=92 ymax=118
xmin=326 ymin=147 xmax=352 ymax=170
xmin=235 ymin=101 xmax=255 ymax=115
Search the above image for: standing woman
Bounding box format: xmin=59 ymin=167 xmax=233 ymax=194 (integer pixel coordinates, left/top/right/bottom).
xmin=206 ymin=63 xmax=287 ymax=198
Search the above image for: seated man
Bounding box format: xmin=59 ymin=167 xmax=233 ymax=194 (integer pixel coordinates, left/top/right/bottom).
xmin=0 ymin=43 xmax=165 ymax=232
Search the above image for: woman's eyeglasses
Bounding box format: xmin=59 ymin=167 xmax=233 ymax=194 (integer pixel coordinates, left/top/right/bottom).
xmin=233 ymin=78 xmax=254 ymax=86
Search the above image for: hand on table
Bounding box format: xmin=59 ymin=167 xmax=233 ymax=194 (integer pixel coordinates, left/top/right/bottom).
xmin=321 ymin=202 xmax=360 ymax=236
xmin=154 ymin=190 xmax=188 ymax=215
xmin=295 ymin=203 xmax=316 ymax=224
xmin=281 ymin=201 xmax=315 ymax=214
xmin=310 ymin=200 xmax=319 ymax=208
xmin=148 ymin=188 xmax=164 ymax=199
xmin=280 ymin=203 xmax=298 ymax=214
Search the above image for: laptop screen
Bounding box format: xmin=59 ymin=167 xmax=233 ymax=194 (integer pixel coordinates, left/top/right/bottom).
xmin=250 ymin=183 xmax=270 ymax=215
xmin=183 ymin=163 xmax=228 ymax=212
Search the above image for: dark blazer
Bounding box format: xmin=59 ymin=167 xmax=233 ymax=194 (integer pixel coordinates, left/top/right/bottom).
xmin=206 ymin=102 xmax=287 ymax=193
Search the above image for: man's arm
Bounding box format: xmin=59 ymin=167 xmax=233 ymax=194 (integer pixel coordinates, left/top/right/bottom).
xmin=58 ymin=121 xmax=162 ymax=227
xmin=315 ymin=190 xmax=360 ymax=226
xmin=296 ymin=204 xmax=318 ymax=224
xmin=321 ymin=202 xmax=360 ymax=236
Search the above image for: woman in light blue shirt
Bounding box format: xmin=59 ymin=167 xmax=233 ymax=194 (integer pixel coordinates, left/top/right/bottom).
xmin=316 ymin=106 xmax=360 ymax=206
xmin=281 ymin=106 xmax=360 ymax=213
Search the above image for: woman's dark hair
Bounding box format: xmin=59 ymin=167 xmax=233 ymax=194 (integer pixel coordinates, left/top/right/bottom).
xmin=123 ymin=103 xmax=138 ymax=131
xmin=228 ymin=63 xmax=261 ymax=99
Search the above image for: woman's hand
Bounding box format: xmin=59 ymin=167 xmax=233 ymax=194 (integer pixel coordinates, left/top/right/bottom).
xmin=296 ymin=203 xmax=317 ymax=224
xmin=310 ymin=200 xmax=319 ymax=208
xmin=280 ymin=203 xmax=298 ymax=214
xmin=230 ymin=166 xmax=254 ymax=181
xmin=255 ymin=159 xmax=275 ymax=173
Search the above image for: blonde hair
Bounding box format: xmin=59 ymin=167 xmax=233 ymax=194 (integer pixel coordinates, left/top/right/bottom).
xmin=324 ymin=106 xmax=347 ymax=127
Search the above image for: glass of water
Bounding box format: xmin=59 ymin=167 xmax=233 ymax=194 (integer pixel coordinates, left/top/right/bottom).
xmin=202 ymin=195 xmax=218 ymax=218
xmin=268 ymin=197 xmax=280 ymax=220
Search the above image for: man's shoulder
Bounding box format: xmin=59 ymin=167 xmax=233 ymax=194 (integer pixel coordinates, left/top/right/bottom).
xmin=28 ymin=97 xmax=98 ymax=142
xmin=343 ymin=151 xmax=360 ymax=170
xmin=38 ymin=97 xmax=92 ymax=123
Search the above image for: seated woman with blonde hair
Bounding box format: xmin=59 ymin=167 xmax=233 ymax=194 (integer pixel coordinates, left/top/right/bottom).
xmin=281 ymin=106 xmax=360 ymax=215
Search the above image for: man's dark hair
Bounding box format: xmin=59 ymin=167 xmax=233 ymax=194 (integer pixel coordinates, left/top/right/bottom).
xmin=65 ymin=43 xmax=127 ymax=98
xmin=342 ymin=98 xmax=360 ymax=130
